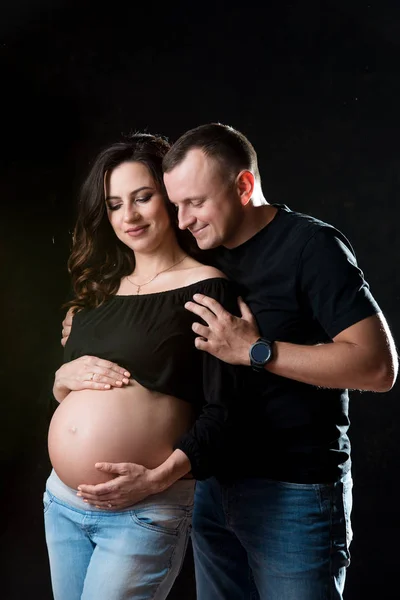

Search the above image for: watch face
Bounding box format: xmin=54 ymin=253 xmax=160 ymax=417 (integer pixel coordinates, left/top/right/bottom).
xmin=252 ymin=342 xmax=271 ymax=364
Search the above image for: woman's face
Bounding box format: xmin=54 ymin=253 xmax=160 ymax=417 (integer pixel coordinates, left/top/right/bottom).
xmin=105 ymin=161 xmax=173 ymax=254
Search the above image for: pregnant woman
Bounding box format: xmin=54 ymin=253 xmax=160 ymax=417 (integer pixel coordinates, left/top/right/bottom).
xmin=44 ymin=133 xmax=241 ymax=600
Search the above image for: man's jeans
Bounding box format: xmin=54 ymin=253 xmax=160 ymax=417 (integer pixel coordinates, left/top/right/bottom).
xmin=191 ymin=472 xmax=353 ymax=600
xmin=43 ymin=473 xmax=194 ymax=600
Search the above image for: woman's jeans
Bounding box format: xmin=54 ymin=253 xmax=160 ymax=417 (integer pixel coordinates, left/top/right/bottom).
xmin=191 ymin=471 xmax=353 ymax=600
xmin=43 ymin=470 xmax=195 ymax=600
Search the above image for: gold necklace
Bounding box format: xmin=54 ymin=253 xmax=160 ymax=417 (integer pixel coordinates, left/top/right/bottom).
xmin=126 ymin=255 xmax=187 ymax=295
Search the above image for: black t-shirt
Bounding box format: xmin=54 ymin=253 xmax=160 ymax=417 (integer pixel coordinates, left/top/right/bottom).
xmin=211 ymin=204 xmax=381 ymax=483
xmin=63 ymin=277 xmax=245 ymax=480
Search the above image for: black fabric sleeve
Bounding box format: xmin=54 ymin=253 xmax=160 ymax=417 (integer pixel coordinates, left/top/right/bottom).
xmin=173 ymin=279 xmax=245 ymax=480
xmin=298 ymin=227 xmax=381 ymax=339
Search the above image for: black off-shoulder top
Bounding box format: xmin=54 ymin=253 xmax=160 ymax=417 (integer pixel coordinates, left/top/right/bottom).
xmin=63 ymin=277 xmax=243 ymax=479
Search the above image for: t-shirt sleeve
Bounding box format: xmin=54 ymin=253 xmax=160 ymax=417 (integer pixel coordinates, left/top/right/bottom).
xmin=298 ymin=227 xmax=381 ymax=339
xmin=173 ymin=278 xmax=245 ymax=480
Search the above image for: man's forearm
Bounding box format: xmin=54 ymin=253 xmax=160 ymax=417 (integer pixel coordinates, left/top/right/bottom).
xmin=267 ymin=340 xmax=395 ymax=392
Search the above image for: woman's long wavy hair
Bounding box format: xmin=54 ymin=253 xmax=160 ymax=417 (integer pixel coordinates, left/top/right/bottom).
xmin=65 ymin=133 xmax=199 ymax=312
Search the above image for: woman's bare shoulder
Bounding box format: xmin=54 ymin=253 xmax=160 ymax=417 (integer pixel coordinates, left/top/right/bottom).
xmin=183 ymin=261 xmax=227 ymax=286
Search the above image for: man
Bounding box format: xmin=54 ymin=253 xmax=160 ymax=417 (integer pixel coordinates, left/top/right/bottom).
xmin=61 ymin=123 xmax=397 ymax=599
xmin=161 ymin=123 xmax=397 ymax=600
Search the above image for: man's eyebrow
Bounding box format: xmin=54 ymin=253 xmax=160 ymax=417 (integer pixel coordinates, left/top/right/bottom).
xmin=105 ymin=186 xmax=153 ymax=201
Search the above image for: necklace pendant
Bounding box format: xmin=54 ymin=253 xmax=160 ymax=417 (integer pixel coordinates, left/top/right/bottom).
xmin=127 ymin=254 xmax=187 ymax=295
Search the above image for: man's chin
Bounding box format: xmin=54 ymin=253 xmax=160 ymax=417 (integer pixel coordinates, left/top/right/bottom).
xmin=195 ymin=238 xmax=220 ymax=251
xmin=189 ymin=227 xmax=221 ymax=250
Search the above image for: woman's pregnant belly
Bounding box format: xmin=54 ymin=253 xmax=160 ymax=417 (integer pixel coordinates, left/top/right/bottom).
xmin=48 ymin=382 xmax=194 ymax=489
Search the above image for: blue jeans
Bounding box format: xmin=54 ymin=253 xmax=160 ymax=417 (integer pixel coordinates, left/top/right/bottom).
xmin=43 ymin=473 xmax=194 ymax=600
xmin=191 ymin=472 xmax=353 ymax=600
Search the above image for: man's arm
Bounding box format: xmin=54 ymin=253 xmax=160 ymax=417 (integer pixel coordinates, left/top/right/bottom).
xmin=184 ymin=296 xmax=398 ymax=393
xmin=185 ymin=227 xmax=398 ymax=393
xmin=266 ymin=312 xmax=397 ymax=391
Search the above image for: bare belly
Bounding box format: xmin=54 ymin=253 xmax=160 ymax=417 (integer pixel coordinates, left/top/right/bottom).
xmin=48 ymin=382 xmax=194 ymax=489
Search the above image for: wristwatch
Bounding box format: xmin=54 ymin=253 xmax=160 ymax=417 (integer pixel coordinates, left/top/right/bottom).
xmin=249 ymin=338 xmax=273 ymax=372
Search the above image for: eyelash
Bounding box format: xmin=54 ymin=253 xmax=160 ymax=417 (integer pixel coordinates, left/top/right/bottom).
xmin=107 ymin=194 xmax=153 ymax=211
xmin=136 ymin=194 xmax=152 ymax=204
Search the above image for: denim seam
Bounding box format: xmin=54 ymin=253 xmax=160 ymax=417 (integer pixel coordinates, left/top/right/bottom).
xmin=45 ymin=488 xmax=135 ymax=516
xmin=128 ymin=509 xmax=191 ymax=537
xmin=149 ymin=517 xmax=191 ymax=600
xmin=43 ymin=491 xmax=55 ymax=515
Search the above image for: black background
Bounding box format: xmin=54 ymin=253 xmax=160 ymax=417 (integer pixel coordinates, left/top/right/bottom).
xmin=1 ymin=1 xmax=399 ymax=598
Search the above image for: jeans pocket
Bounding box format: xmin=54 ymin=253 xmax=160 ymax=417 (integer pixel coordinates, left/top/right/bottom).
xmin=129 ymin=505 xmax=190 ymax=536
xmin=43 ymin=489 xmax=54 ymax=514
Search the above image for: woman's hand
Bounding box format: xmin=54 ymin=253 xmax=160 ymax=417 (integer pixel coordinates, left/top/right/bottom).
xmin=77 ymin=462 xmax=156 ymax=509
xmin=53 ymin=356 xmax=131 ymax=402
xmin=77 ymin=449 xmax=191 ymax=510
xmin=77 ymin=451 xmax=191 ymax=509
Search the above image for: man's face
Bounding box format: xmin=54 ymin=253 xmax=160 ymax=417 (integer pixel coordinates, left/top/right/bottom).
xmin=163 ymin=148 xmax=243 ymax=249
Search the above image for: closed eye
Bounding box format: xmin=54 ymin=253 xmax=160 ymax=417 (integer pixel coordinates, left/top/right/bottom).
xmin=106 ymin=194 xmax=152 ymax=211
xmin=135 ymin=194 xmax=152 ymax=204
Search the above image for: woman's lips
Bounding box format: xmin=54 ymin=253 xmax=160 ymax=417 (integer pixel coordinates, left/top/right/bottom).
xmin=126 ymin=225 xmax=149 ymax=237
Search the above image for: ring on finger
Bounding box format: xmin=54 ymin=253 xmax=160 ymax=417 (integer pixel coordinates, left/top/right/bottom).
xmin=88 ymin=373 xmax=95 ymax=381
xmin=107 ymin=502 xmax=113 ymax=508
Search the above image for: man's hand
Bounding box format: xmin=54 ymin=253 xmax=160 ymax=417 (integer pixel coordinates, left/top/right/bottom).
xmin=61 ymin=308 xmax=74 ymax=347
xmin=184 ymin=294 xmax=260 ymax=365
xmin=77 ymin=462 xmax=157 ymax=509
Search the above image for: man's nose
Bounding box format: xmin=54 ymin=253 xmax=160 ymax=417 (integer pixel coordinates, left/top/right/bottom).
xmin=178 ymin=206 xmax=195 ymax=230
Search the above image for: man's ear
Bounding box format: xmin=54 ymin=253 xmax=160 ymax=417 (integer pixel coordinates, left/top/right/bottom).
xmin=236 ymin=170 xmax=255 ymax=206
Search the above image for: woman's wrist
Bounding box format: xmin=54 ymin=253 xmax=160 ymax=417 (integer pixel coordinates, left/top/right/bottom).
xmin=53 ymin=378 xmax=70 ymax=403
xmin=149 ymin=450 xmax=192 ymax=494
